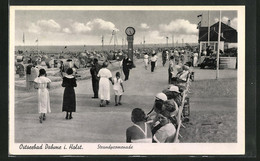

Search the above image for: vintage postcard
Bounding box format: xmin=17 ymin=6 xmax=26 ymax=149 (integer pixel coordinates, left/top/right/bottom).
xmin=9 ymin=5 xmax=245 ymax=155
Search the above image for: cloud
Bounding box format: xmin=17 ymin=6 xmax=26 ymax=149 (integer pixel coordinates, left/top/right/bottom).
xmin=140 ymin=23 xmax=150 ymax=29
xmin=91 ymin=18 xmax=119 ymax=31
xmin=28 ymin=19 xmax=61 ymax=33
xmin=71 ymin=18 xmax=119 ymax=34
xmin=71 ymin=22 xmax=92 ymax=33
xmin=142 ymin=30 xmax=164 ymax=44
xmin=62 ymin=28 xmax=71 ymax=34
xmin=230 ymin=17 xmax=237 ymax=29
xmin=27 ymin=23 xmax=41 ymax=33
xmin=214 ymin=17 xmax=237 ymax=29
xmin=221 ymin=16 xmax=229 ymax=23
xmin=159 ymin=19 xmax=197 ymax=34
xmin=148 ymin=30 xmax=164 ymax=40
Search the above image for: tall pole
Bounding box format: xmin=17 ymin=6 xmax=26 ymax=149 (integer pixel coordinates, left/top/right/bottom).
xmin=122 ymin=38 xmax=124 ymax=49
xmin=216 ymin=11 xmax=221 ymax=79
xmin=182 ymin=38 xmax=184 ymax=48
xmin=143 ymin=36 xmax=145 ymax=49
xmin=125 ymin=36 xmax=127 ymax=48
xmin=101 ymin=35 xmax=104 ymax=51
xmin=114 ymin=32 xmax=116 ymax=51
xmin=22 ymin=32 xmax=25 ymax=54
xmin=172 ymin=34 xmax=174 ymax=48
xmin=166 ymin=37 xmax=168 ymax=47
xmin=208 ymin=11 xmax=210 ymax=47
xmin=36 ymin=38 xmax=39 ymax=55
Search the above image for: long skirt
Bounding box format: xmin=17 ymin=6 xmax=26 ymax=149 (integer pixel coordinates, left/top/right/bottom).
xmin=144 ymin=59 xmax=148 ymax=67
xmin=62 ymin=87 xmax=76 ymax=112
xmin=38 ymin=88 xmax=51 ymax=113
xmin=193 ymin=57 xmax=198 ymax=67
xmin=99 ymin=78 xmax=110 ymax=101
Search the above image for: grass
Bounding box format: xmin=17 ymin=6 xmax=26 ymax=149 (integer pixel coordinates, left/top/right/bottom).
xmin=180 ymin=111 xmax=237 ymax=143
xmin=179 ymin=77 xmax=237 ymax=143
xmin=190 ymin=78 xmax=237 ymax=98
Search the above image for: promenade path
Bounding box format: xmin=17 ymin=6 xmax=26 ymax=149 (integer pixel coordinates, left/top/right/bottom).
xmin=14 ymin=57 xmax=237 ymax=143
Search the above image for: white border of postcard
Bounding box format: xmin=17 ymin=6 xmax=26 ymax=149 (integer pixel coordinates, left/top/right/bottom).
xmin=9 ymin=5 xmax=245 ymax=155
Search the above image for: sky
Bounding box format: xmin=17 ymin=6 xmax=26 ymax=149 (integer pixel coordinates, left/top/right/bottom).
xmin=14 ymin=9 xmax=237 ymax=46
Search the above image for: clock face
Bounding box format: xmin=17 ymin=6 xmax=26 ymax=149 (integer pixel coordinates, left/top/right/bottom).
xmin=125 ymin=27 xmax=135 ymax=36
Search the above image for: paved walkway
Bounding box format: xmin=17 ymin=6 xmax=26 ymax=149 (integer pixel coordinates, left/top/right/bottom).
xmin=14 ymin=57 xmax=237 ymax=143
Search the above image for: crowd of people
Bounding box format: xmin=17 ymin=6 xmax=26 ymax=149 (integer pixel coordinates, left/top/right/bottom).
xmin=30 ymin=47 xmax=193 ymax=144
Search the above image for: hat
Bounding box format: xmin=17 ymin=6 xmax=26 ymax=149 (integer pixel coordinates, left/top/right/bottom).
xmin=155 ymin=93 xmax=167 ymax=101
xmin=169 ymin=85 xmax=180 ymax=93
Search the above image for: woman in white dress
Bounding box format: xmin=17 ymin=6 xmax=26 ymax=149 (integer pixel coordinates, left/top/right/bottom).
xmin=153 ymin=113 xmax=177 ymax=143
xmin=34 ymin=69 xmax=51 ymax=123
xmin=193 ymin=52 xmax=198 ymax=67
xmin=143 ymin=53 xmax=149 ymax=70
xmin=152 ymin=101 xmax=178 ymax=143
xmin=97 ymin=62 xmax=114 ymax=107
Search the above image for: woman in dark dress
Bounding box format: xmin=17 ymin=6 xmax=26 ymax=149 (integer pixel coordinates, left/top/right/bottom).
xmin=62 ymin=68 xmax=77 ymax=119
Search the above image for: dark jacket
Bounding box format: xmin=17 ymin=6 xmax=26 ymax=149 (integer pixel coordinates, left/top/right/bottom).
xmin=122 ymin=58 xmax=132 ymax=70
xmin=90 ymin=63 xmax=101 ymax=80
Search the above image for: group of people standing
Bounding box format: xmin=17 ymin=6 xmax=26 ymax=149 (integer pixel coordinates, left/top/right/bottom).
xmin=33 ymin=53 xmax=134 ymax=123
xmin=90 ymin=54 xmax=131 ymax=107
xmin=33 ymin=67 xmax=77 ymax=123
xmin=143 ymin=51 xmax=158 ymax=72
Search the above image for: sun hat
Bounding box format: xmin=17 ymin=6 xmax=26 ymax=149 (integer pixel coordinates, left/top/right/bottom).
xmin=169 ymin=85 xmax=180 ymax=93
xmin=155 ymin=93 xmax=167 ymax=101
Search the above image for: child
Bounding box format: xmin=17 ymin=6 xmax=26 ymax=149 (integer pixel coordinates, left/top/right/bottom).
xmin=34 ymin=68 xmax=51 ymax=123
xmin=113 ymin=72 xmax=124 ymax=106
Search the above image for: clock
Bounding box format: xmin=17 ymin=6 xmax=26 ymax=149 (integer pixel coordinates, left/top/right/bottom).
xmin=125 ymin=27 xmax=135 ymax=36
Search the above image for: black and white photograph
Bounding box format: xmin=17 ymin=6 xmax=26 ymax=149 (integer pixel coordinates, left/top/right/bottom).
xmin=9 ymin=5 xmax=245 ymax=155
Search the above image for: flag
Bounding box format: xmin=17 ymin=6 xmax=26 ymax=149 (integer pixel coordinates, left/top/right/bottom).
xmin=197 ymin=21 xmax=201 ymax=29
xmin=23 ymin=32 xmax=25 ymax=44
xmin=197 ymin=14 xmax=202 ymax=18
xmin=35 ymin=39 xmax=38 ymax=43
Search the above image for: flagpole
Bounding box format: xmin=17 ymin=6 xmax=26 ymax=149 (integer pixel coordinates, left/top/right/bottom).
xmin=172 ymin=34 xmax=174 ymax=48
xmin=216 ymin=10 xmax=221 ymax=79
xmin=208 ymin=11 xmax=210 ymax=47
xmin=36 ymin=38 xmax=39 ymax=55
xmin=102 ymin=35 xmax=104 ymax=51
xmin=197 ymin=13 xmax=202 ymax=64
xmin=23 ymin=32 xmax=25 ymax=54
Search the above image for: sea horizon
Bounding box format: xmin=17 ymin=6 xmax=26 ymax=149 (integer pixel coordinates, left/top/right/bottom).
xmin=15 ymin=43 xmax=199 ymax=54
